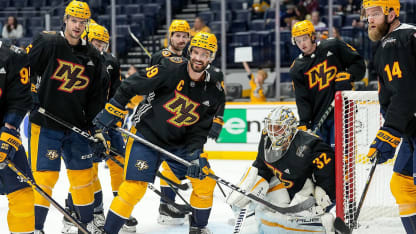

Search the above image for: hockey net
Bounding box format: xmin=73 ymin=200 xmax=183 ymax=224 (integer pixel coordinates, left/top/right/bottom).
xmin=334 ymin=91 xmax=399 ymax=230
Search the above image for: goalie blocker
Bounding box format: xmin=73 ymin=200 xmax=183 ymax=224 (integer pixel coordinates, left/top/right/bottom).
xmin=226 ymin=107 xmax=336 ymax=233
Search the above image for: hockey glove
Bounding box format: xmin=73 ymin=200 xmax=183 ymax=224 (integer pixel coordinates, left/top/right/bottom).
xmin=90 ymin=127 xmax=111 ymax=158
xmin=0 ymin=126 xmax=21 ymax=169
xmin=186 ymin=151 xmax=210 ymax=180
xmin=208 ymin=117 xmax=224 ymax=140
xmin=297 ymin=125 xmax=307 ymax=131
xmin=368 ymin=127 xmax=401 ymax=164
xmin=335 ymin=72 xmax=352 ymax=91
xmin=93 ymin=98 xmax=128 ymax=130
xmin=226 ymin=166 xmax=269 ymax=209
xmin=314 ymin=186 xmax=332 ymax=212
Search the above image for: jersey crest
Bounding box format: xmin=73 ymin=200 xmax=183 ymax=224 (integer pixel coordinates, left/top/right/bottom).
xmin=162 ymin=50 xmax=172 ymax=57
xmin=169 ymin=56 xmax=183 ymax=63
xmin=51 ymin=59 xmax=90 ymax=93
xmin=304 ymin=60 xmax=337 ymax=90
xmin=163 ymin=91 xmax=200 ymax=127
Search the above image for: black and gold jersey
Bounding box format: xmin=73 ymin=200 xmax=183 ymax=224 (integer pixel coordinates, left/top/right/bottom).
xmin=113 ymin=57 xmax=225 ymax=153
xmin=290 ymin=38 xmax=365 ymax=127
xmin=253 ymin=130 xmax=335 ymax=200
xmin=372 ymin=24 xmax=416 ymax=136
xmin=27 ymin=31 xmax=108 ymax=131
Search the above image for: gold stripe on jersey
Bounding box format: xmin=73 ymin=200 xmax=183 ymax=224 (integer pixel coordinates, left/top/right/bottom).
xmin=124 ymin=127 xmax=137 ymax=179
xmin=29 ymin=123 xmax=41 ymax=171
xmin=160 ymin=161 xmax=181 ymax=187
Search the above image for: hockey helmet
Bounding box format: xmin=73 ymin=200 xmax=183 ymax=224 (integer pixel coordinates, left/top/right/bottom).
xmin=291 ymin=20 xmax=315 ymax=45
xmin=264 ymin=107 xmax=297 ymax=153
xmin=87 ymin=23 xmax=110 ymax=44
xmin=169 ymin=20 xmax=190 ymax=38
xmin=361 ymin=0 xmax=400 ymax=20
xmin=189 ymin=32 xmax=217 ymax=60
xmin=65 ymin=0 xmax=91 ymax=20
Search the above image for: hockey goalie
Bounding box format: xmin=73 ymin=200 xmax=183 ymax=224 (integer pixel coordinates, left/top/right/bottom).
xmin=226 ymin=107 xmax=336 ymax=233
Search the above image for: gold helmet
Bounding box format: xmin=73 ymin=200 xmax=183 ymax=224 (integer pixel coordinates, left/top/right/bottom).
xmin=291 ymin=20 xmax=315 ymax=44
xmin=87 ymin=23 xmax=110 ymax=44
xmin=169 ymin=19 xmax=190 ymax=37
xmin=65 ymin=0 xmax=91 ymax=19
xmin=362 ymin=0 xmax=400 ymax=18
xmin=189 ymin=32 xmax=217 ymax=59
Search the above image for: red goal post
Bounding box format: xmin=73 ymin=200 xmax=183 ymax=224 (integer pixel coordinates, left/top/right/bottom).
xmin=334 ymin=91 xmax=399 ymax=230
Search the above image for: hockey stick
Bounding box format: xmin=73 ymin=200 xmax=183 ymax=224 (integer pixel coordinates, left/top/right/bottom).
xmin=157 ymin=171 xmax=190 ymax=191
xmin=36 ymin=107 xmax=190 ymax=209
xmin=116 ymin=127 xmax=316 ymax=214
xmin=5 ymin=159 xmax=90 ymax=234
xmin=147 ymin=183 xmax=191 ymax=214
xmin=163 ymin=176 xmax=192 ymax=210
xmin=127 ymin=26 xmax=152 ymax=58
xmin=312 ymin=100 xmax=335 ymax=134
xmin=334 ymin=152 xmax=380 ymax=234
xmin=233 ymin=208 xmax=248 ymax=234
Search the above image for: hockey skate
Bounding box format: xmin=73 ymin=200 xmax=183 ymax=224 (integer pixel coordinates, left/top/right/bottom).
xmin=157 ymin=203 xmax=187 ymax=225
xmin=62 ymin=208 xmax=78 ymax=234
xmin=34 ymin=230 xmax=45 ymax=234
xmin=78 ymin=221 xmax=102 ymax=234
xmin=120 ymin=216 xmax=138 ymax=233
xmin=93 ymin=212 xmax=106 ymax=228
xmin=189 ymin=226 xmax=212 ymax=234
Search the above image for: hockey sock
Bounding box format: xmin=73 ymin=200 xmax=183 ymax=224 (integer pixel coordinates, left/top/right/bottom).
xmin=190 ymin=208 xmax=211 ymax=228
xmin=94 ymin=190 xmax=104 ymax=213
xmin=104 ymin=210 xmax=127 ymax=233
xmin=35 ymin=206 xmax=48 ymax=230
xmin=401 ymin=215 xmax=416 ymax=233
xmin=67 ymin=193 xmax=75 ymax=212
xmin=160 ymin=186 xmax=177 ymax=203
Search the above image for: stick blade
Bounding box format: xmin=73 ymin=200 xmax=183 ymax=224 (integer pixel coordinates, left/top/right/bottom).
xmin=334 ymin=217 xmax=351 ymax=234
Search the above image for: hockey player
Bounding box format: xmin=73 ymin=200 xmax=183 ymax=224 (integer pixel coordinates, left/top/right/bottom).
xmin=0 ymin=40 xmax=34 ymax=234
xmin=150 ymin=19 xmax=190 ymax=66
xmin=26 ymin=1 xmax=108 ymax=233
xmin=361 ymin=0 xmax=416 ymax=233
xmin=226 ymin=107 xmax=336 ymax=233
xmin=290 ymin=20 xmax=365 ymax=145
xmin=62 ymin=22 xmax=137 ymax=233
xmin=93 ymin=32 xmax=225 ymax=234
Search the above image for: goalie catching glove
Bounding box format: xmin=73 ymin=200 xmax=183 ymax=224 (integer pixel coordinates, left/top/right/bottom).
xmin=93 ymin=98 xmax=128 ymax=130
xmin=367 ymin=127 xmax=400 ymax=164
xmin=226 ymin=166 xmax=269 ymax=208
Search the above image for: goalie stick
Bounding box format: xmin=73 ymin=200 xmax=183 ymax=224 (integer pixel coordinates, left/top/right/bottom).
xmin=334 ymin=152 xmax=380 ymax=234
xmin=36 ymin=107 xmax=192 ymax=212
xmin=5 ymin=159 xmax=91 ymax=234
xmin=312 ymin=100 xmax=335 ymax=134
xmin=127 ymin=26 xmax=152 ymax=58
xmin=117 ymin=127 xmax=316 ymax=214
xmin=233 ymin=208 xmax=248 ymax=234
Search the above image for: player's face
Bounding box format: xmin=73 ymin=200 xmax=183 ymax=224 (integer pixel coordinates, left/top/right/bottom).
xmin=294 ymin=34 xmax=314 ymax=55
xmin=170 ymin=32 xmax=190 ymax=52
xmin=91 ymin=39 xmax=108 ymax=52
xmin=65 ymin=16 xmax=88 ymax=40
xmin=189 ymin=47 xmax=211 ymax=72
xmin=267 ymin=123 xmax=285 ymax=137
xmin=366 ymin=6 xmax=388 ymax=42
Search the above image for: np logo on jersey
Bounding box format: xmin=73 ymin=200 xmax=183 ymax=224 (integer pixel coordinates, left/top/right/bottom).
xmin=135 ymin=160 xmax=149 ymax=171
xmin=304 ymin=60 xmax=337 ymax=90
xmin=51 ymin=59 xmax=89 ymax=93
xmin=264 ymin=161 xmax=294 ymax=189
xmin=163 ymin=91 xmax=200 ymax=127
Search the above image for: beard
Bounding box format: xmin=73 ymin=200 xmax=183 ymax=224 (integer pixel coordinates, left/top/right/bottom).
xmin=368 ymin=21 xmax=389 ymax=42
xmin=190 ymin=59 xmax=208 ymax=73
xmin=171 ymin=42 xmax=186 ymax=52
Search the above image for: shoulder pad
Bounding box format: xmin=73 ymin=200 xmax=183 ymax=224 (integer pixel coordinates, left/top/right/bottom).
xmin=162 ymin=50 xmax=172 ymax=57
xmin=168 ymin=56 xmax=184 ymax=64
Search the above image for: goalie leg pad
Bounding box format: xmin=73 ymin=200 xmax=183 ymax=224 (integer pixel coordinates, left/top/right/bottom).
xmin=255 ymin=206 xmax=327 ymax=234
xmin=106 ymin=155 xmax=124 ymax=193
xmin=189 ymin=168 xmax=216 ymax=209
xmin=226 ymin=166 xmax=269 ymax=209
xmin=7 ymin=187 xmax=35 ymax=233
xmin=110 ymin=180 xmax=147 ymax=219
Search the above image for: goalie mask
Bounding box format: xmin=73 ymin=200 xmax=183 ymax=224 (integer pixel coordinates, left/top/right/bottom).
xmin=263 ymin=107 xmax=297 ymax=163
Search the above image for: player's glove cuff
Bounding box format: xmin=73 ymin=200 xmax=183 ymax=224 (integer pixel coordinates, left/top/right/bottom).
xmin=208 ymin=117 xmax=224 ymax=140
xmin=367 ymin=127 xmax=401 ymax=164
xmin=375 ymin=127 xmax=401 ymax=148
xmin=93 ymin=99 xmax=128 ymax=130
